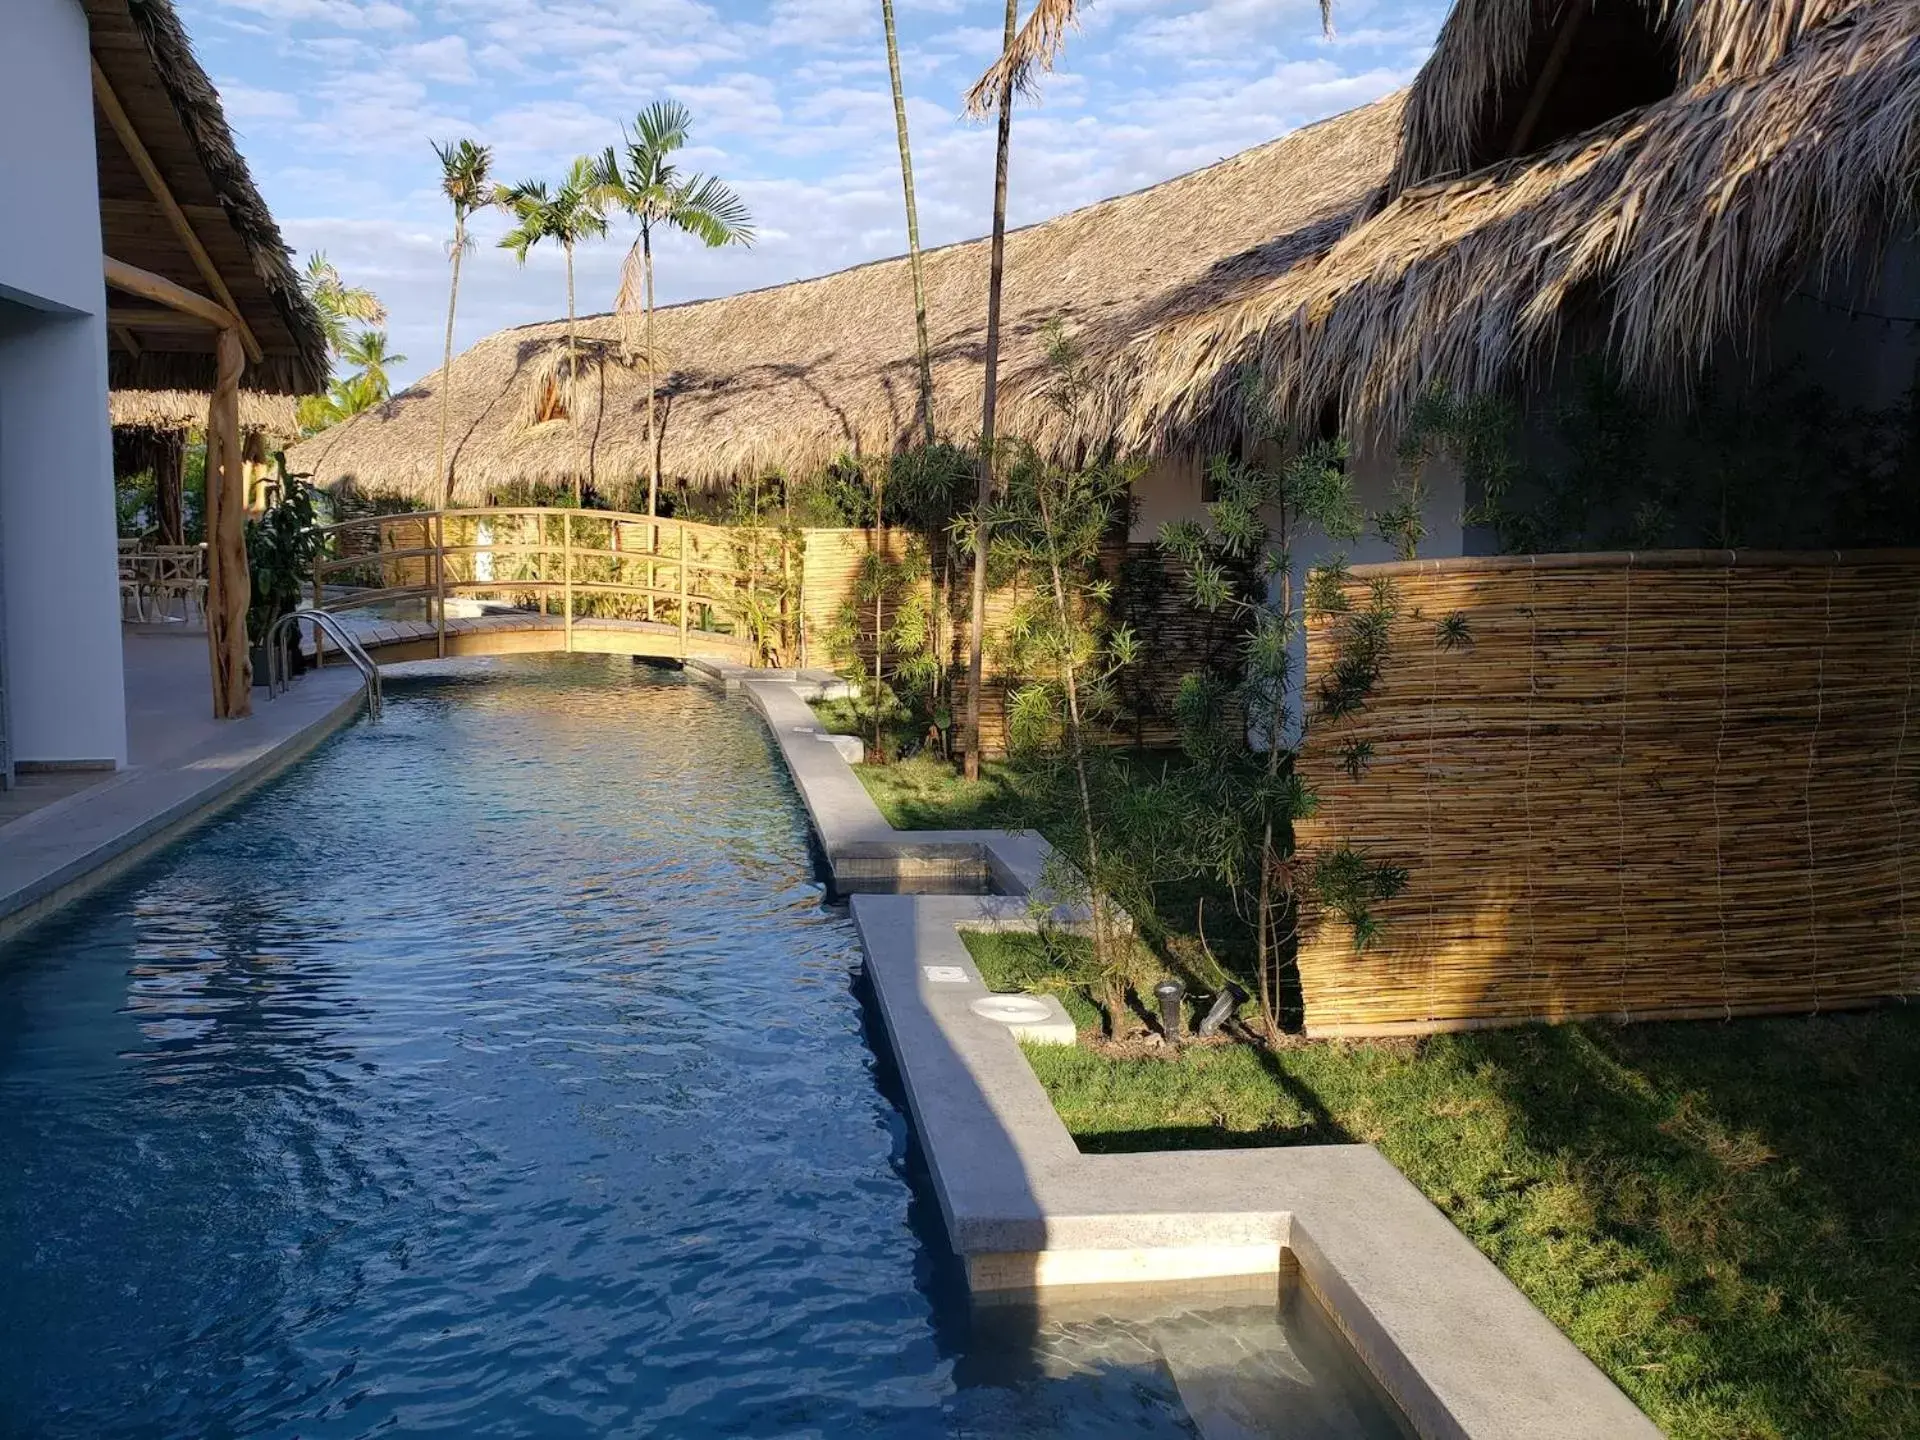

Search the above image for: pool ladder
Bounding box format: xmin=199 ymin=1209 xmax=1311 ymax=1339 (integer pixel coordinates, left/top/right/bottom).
xmin=264 ymin=609 xmax=383 ymax=721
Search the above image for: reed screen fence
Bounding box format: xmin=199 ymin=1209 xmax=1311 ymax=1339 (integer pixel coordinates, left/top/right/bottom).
xmin=1296 ymin=550 xmax=1920 ymax=1036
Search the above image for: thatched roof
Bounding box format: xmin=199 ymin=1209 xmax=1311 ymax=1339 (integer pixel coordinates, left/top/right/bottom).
xmin=1389 ymin=0 xmax=1863 ymax=194
xmin=285 ymin=97 xmax=1402 ymax=503
xmin=1084 ymin=0 xmax=1920 ymax=449
xmin=108 ymin=388 xmax=302 ymax=439
xmin=88 ymin=0 xmax=326 ymax=394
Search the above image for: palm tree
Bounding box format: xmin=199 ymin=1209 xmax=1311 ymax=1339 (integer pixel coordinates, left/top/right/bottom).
xmin=340 ymin=330 xmax=405 ymax=401
xmin=433 ymin=138 xmax=494 ymax=508
xmin=498 ymin=157 xmax=609 ymax=501
xmin=300 ymin=253 xmax=386 ymax=356
xmin=596 ymin=101 xmax=754 ymax=517
xmin=882 ymin=0 xmax=935 ymax=446
xmin=955 ymin=0 xmax=1023 ymax=781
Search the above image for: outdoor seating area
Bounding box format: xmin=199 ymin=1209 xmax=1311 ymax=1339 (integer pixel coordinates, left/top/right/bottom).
xmin=116 ymin=538 xmax=207 ymax=625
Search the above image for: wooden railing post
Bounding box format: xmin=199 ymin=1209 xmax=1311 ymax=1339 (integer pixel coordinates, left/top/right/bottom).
xmin=562 ymin=510 xmax=574 ymax=652
xmin=678 ymin=521 xmax=689 ymax=660
xmin=312 ymin=549 xmax=326 ymax=670
xmin=435 ymin=510 xmax=447 ymax=659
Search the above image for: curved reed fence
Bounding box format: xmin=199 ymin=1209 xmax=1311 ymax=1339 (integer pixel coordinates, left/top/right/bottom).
xmin=1297 ymin=550 xmax=1920 ymax=1036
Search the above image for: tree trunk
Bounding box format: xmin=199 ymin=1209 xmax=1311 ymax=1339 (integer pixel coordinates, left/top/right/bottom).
xmin=156 ymin=431 xmax=184 ymax=545
xmin=437 ymin=216 xmax=464 ymax=509
xmin=963 ymin=0 xmax=1019 ymax=781
xmin=1035 ymin=479 xmax=1129 ymax=1035
xmin=204 ymin=326 xmax=250 ymax=719
xmin=560 ymin=240 xmax=576 ymax=503
xmin=873 ymin=470 xmax=886 ymax=755
xmin=644 ymin=228 xmax=660 ymax=517
xmin=882 ymin=0 xmax=935 ymax=447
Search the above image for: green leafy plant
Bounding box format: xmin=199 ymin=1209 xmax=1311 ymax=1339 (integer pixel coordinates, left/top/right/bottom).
xmin=246 ymin=474 xmax=325 ymax=647
xmin=1310 ymin=847 xmax=1410 ymax=954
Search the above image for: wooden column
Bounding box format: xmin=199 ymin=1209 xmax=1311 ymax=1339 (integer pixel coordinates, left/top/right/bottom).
xmin=204 ymin=327 xmax=251 ymax=718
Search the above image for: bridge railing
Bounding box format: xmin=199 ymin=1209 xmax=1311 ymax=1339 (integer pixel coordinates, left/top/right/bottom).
xmin=311 ymin=508 xmax=778 ymax=660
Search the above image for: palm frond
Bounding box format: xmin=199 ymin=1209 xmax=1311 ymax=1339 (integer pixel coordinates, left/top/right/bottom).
xmin=670 ymin=174 xmax=755 ymax=247
xmin=434 ymin=137 xmax=495 ymax=217
xmin=964 ymin=0 xmax=1081 ymax=117
xmin=631 ymin=99 xmax=694 ymax=157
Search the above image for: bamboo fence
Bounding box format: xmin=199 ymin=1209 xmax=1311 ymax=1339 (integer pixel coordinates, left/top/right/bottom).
xmin=1296 ymin=550 xmax=1920 ymax=1035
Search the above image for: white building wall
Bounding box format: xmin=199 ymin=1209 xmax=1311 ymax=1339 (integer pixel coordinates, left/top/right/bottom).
xmin=0 ymin=0 xmax=104 ymax=317
xmin=0 ymin=0 xmax=129 ymax=767
xmin=1127 ymin=439 xmax=1466 ymax=564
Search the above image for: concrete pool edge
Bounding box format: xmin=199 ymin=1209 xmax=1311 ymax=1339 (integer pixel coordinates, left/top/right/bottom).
xmin=693 ymin=661 xmax=1058 ymax=897
xmin=0 ymin=668 xmax=368 ymax=942
xmin=736 ymin=673 xmax=1659 ymax=1440
xmin=855 ymin=895 xmax=1660 ymax=1440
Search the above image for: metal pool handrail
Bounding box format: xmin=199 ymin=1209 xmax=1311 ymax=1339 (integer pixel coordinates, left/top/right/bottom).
xmin=265 ymin=609 xmax=382 ymax=721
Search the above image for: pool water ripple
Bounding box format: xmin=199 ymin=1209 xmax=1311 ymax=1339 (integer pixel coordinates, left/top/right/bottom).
xmin=0 ymin=657 xmax=1404 ymax=1440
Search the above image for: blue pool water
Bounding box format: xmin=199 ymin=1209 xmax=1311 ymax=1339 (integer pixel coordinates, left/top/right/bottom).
xmin=0 ymin=658 xmax=1407 ymax=1439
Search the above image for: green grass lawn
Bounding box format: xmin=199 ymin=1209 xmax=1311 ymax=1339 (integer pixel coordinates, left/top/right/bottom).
xmin=966 ymin=929 xmax=1920 ymax=1440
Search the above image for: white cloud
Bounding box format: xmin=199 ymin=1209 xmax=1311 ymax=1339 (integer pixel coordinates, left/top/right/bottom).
xmin=400 ymin=35 xmax=476 ymax=85
xmin=216 ymin=82 xmax=302 ymax=124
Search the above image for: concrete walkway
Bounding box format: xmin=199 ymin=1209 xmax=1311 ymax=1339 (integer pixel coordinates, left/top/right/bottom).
xmin=0 ymin=630 xmax=367 ymax=938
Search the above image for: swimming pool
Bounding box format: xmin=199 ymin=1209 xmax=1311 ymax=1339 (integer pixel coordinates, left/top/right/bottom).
xmin=0 ymin=657 xmax=1407 ymax=1438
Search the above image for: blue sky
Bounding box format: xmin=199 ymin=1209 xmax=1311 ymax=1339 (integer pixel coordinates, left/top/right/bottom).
xmin=179 ymin=0 xmax=1447 ymax=389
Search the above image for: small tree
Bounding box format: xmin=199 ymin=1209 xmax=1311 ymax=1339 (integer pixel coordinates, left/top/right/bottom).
xmin=1158 ymin=381 xmax=1407 ymax=1038
xmin=989 ymin=324 xmax=1147 ymax=1035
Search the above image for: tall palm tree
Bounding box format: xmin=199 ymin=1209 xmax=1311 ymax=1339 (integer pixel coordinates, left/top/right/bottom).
xmin=498 ymin=157 xmax=609 ymax=501
xmin=882 ymin=0 xmax=935 ymax=446
xmin=596 ymin=101 xmax=754 ymax=517
xmin=300 ymin=253 xmax=386 ymax=356
xmin=955 ymin=0 xmax=1023 ymax=781
xmin=433 ymin=138 xmax=493 ymax=508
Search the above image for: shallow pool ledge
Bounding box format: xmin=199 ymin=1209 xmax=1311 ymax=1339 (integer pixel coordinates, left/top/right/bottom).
xmin=0 ymin=668 xmax=367 ymax=942
xmin=725 ymin=671 xmax=1054 ymax=896
xmin=855 ymin=892 xmax=1661 ymax=1440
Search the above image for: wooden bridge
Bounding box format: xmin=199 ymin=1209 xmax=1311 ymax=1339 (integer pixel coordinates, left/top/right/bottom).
xmin=308 ymin=508 xmax=773 ymax=667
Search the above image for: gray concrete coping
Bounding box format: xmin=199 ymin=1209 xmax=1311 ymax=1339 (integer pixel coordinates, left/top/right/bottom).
xmin=857 ymin=893 xmax=1660 ymax=1440
xmin=0 ymin=666 xmax=368 ymax=940
xmin=736 ymin=676 xmax=1057 ymax=897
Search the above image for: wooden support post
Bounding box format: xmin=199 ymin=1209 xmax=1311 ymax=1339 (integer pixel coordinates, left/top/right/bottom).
xmin=204 ymin=327 xmax=250 ymax=718
xmin=563 ymin=510 xmax=574 ymax=652
xmin=678 ymin=521 xmax=689 ymax=660
xmin=435 ymin=511 xmax=448 ymax=658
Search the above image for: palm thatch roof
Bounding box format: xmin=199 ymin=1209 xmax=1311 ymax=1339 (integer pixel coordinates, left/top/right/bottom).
xmin=88 ymin=0 xmax=326 ymax=393
xmin=1389 ymin=0 xmax=1863 ymax=194
xmin=108 ymin=388 xmax=302 ymax=439
xmin=1083 ymin=0 xmax=1920 ymax=449
xmin=285 ymin=97 xmax=1402 ymax=503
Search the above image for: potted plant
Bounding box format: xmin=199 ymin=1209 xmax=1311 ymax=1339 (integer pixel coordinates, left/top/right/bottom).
xmin=246 ymin=476 xmax=325 ymax=685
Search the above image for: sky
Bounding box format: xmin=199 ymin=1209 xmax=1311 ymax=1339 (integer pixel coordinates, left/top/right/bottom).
xmin=178 ymin=0 xmax=1449 ymax=391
